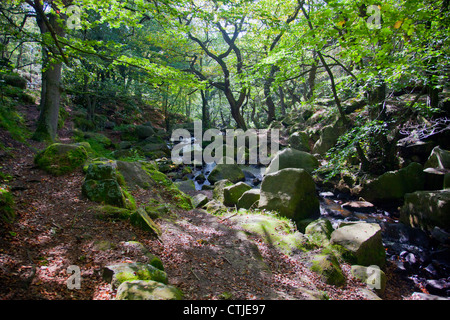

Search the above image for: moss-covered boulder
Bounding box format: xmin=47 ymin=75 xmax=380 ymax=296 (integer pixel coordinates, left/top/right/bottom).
xmin=357 ymin=162 xmax=425 ymax=203
xmin=116 ymin=161 xmax=156 ymax=190
xmin=265 ymin=148 xmax=319 ymax=175
xmin=330 ymin=222 xmax=386 ymax=267
xmin=288 ymin=131 xmax=311 ymax=152
xmin=130 ymin=208 xmax=162 ymax=236
xmin=115 ymin=280 xmax=183 ymax=300
xmin=35 ymin=143 xmax=89 ymax=176
xmin=223 ymin=182 xmax=252 ymax=207
xmin=212 ymin=179 xmax=234 ymax=203
xmin=259 ymin=168 xmax=320 ymax=226
xmin=230 ymin=213 xmax=310 ymax=255
xmin=93 ymin=205 xmax=132 ymax=221
xmin=305 ymin=219 xmax=334 ymax=246
xmin=207 ymin=164 xmax=245 ymax=184
xmin=310 ymin=253 xmax=346 ymax=287
xmin=103 ymin=262 xmax=168 ymax=289
xmin=82 ymin=162 xmax=135 ymax=209
xmin=191 ymin=194 xmax=209 ymax=208
xmin=237 ymin=189 xmax=260 ymax=209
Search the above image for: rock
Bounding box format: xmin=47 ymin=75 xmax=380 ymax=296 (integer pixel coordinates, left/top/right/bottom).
xmin=0 ymin=73 xmax=27 ymax=89
xmin=411 ymin=292 xmax=449 ymax=300
xmin=424 ymin=146 xmax=450 ymax=170
xmin=230 ymin=213 xmax=310 ymax=255
xmin=351 ymin=265 xmax=387 ymax=295
xmin=424 ymin=167 xmax=448 ymax=190
xmin=212 ymin=179 xmax=233 ymax=203
xmin=431 ymin=227 xmax=450 ymax=244
xmin=115 ymin=280 xmax=183 ymax=300
xmin=174 ymin=180 xmax=196 ymax=193
xmin=258 ymin=168 xmax=320 ymax=226
xmin=357 ymin=162 xmax=425 ymax=203
xmin=223 ymin=182 xmax=252 ymax=207
xmin=141 ymin=143 xmax=170 ymax=157
xmin=310 ymin=253 xmax=346 ymax=287
xmin=312 ymin=121 xmax=346 ymax=155
xmin=204 ymin=200 xmax=227 ymax=215
xmin=102 ymin=262 xmax=168 ymax=289
xmin=400 ymin=189 xmax=450 ymax=231
xmin=207 ymin=163 xmax=245 ymax=184
xmin=120 ymin=241 xmax=164 ymax=271
xmin=265 ymin=148 xmax=319 ymax=175
xmin=342 ymin=200 xmax=376 ymax=213
xmin=191 ymin=194 xmax=209 ymax=208
xmin=82 ymin=162 xmax=135 ymax=209
xmin=85 ymin=162 xmax=117 ymax=180
xmin=116 ymin=161 xmax=156 ymax=190
xmin=34 ymin=143 xmax=89 ymax=176
xmin=425 ymin=278 xmax=450 ymax=296
xmin=135 ymin=125 xmax=155 ymax=140
xmin=330 ymin=223 xmax=386 ymax=267
xmin=237 ymin=189 xmax=260 ymax=209
xmin=288 ymin=131 xmax=310 ymax=152
xmin=93 ymin=205 xmax=132 ymax=221
xmin=130 ymin=208 xmax=162 ymax=236
xmin=82 ymin=179 xmax=127 ymax=208
xmin=305 ymin=219 xmax=334 ymax=245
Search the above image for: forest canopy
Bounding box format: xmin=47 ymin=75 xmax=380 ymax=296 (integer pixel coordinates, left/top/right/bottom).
xmin=1 ymin=0 xmax=449 ymax=175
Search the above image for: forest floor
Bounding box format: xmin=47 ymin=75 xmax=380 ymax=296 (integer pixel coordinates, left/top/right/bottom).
xmin=0 ymin=104 xmax=417 ymax=300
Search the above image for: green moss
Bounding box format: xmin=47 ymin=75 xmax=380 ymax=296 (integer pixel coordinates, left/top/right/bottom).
xmin=310 ymin=253 xmax=346 ymax=287
xmin=0 ymin=185 xmax=15 ymax=223
xmin=35 ymin=143 xmax=89 ymax=176
xmin=93 ymin=205 xmax=132 ymax=221
xmin=231 ymin=211 xmax=311 ymax=255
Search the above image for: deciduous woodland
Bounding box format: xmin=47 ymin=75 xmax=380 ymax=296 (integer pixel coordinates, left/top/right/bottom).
xmin=0 ymin=0 xmax=449 ymax=301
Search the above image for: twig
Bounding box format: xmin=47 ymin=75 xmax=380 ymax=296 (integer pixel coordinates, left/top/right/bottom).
xmin=220 ymin=212 xmax=238 ymax=222
xmin=190 ymin=268 xmax=201 ymax=281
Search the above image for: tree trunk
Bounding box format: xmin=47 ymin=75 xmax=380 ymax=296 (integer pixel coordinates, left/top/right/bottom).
xmin=32 ymin=2 xmax=65 ymax=142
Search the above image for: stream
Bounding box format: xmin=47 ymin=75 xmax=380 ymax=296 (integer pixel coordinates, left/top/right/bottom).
xmin=167 ymin=139 xmax=450 ymax=299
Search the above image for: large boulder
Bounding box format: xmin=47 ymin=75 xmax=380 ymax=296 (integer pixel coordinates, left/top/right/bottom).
xmin=35 ymin=143 xmax=89 ymax=176
xmin=116 ymin=161 xmax=156 ymax=190
xmin=305 ymin=219 xmax=334 ymax=246
xmin=223 ymin=182 xmax=252 ymax=207
xmin=207 ymin=163 xmax=245 ymax=184
xmin=312 ymin=121 xmax=347 ymax=155
xmin=135 ymin=125 xmax=156 ymax=140
xmin=357 ymin=162 xmax=425 ymax=203
xmin=212 ymin=179 xmax=233 ymax=203
xmin=115 ymin=280 xmax=183 ymax=300
xmin=330 ymin=222 xmax=386 ymax=267
xmin=82 ymin=162 xmax=134 ymax=209
xmin=400 ymin=189 xmax=450 ymax=231
xmin=265 ymin=148 xmax=319 ymax=175
xmin=258 ymin=168 xmax=320 ymax=225
xmin=310 ymin=253 xmax=346 ymax=287
xmin=237 ymin=189 xmax=261 ymax=209
xmin=424 ymin=146 xmax=450 ymax=170
xmin=288 ymin=131 xmax=310 ymax=152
